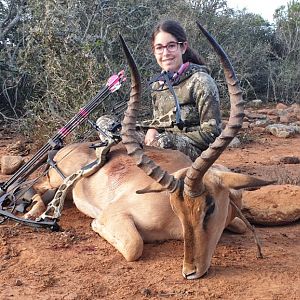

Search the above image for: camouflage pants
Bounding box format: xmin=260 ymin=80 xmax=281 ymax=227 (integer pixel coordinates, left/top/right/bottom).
xmin=149 ymin=131 xmax=201 ymax=161
xmin=96 ymin=115 xmax=201 ymax=161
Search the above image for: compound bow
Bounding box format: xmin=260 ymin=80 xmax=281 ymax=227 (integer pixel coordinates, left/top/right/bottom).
xmin=0 ymin=70 xmax=126 ymax=230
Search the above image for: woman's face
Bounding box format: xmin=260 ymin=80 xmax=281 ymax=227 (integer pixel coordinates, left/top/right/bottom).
xmin=153 ymin=31 xmax=187 ymax=72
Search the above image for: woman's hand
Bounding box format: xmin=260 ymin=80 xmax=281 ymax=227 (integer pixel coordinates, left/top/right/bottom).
xmin=144 ymin=128 xmax=159 ymax=145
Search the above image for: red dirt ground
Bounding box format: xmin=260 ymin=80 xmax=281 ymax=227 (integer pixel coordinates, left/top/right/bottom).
xmin=0 ymin=127 xmax=299 ymax=300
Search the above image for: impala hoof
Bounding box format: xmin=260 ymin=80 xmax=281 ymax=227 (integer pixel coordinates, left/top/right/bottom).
xmin=182 ymin=269 xmax=208 ymax=280
xmin=24 ymin=201 xmax=46 ymax=220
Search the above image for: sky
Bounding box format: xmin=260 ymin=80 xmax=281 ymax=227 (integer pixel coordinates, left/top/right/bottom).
xmin=226 ymin=0 xmax=290 ymax=23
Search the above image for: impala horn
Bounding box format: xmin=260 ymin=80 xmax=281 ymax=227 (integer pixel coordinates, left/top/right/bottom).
xmin=183 ymin=21 xmax=244 ymax=197
xmin=120 ymin=35 xmax=179 ymax=192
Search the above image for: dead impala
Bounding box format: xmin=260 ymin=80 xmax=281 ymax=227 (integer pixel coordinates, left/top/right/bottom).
xmin=27 ymin=22 xmax=271 ymax=279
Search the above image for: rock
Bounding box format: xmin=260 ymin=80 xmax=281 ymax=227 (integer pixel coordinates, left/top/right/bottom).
xmin=291 ymin=104 xmax=300 ymax=120
xmin=293 ymin=124 xmax=300 ymax=133
xmin=248 ymin=99 xmax=263 ymax=108
xmin=242 ymin=185 xmax=300 ymax=225
xmin=1 ymin=155 xmax=24 ymax=175
xmin=279 ymin=156 xmax=300 ymax=164
xmin=6 ymin=140 xmax=30 ymax=156
xmin=279 ymin=115 xmax=290 ymax=123
xmin=228 ymin=137 xmax=241 ymax=148
xmin=251 ymin=126 xmax=266 ymax=134
xmin=253 ymin=119 xmax=270 ymax=127
xmin=264 ymin=108 xmax=278 ymax=115
xmin=15 ymin=279 xmax=23 ymax=286
xmin=276 ymin=103 xmax=288 ymax=110
xmin=271 ymin=156 xmax=300 ymax=164
xmin=141 ymin=288 xmax=152 ymax=296
xmin=244 ymin=111 xmax=267 ymax=120
xmin=266 ymin=124 xmax=299 ymax=138
xmin=268 ymin=115 xmax=280 ymax=122
xmin=242 ymin=121 xmax=250 ymax=129
xmin=279 ymin=111 xmax=298 ymax=123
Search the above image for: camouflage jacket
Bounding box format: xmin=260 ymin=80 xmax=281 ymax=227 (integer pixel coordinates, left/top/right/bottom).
xmin=141 ymin=63 xmax=222 ymax=151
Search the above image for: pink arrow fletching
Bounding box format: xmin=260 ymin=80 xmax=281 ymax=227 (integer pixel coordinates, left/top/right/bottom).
xmin=107 ymin=70 xmax=126 ymax=92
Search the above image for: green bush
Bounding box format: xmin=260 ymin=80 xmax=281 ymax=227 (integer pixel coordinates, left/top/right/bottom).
xmin=1 ymin=0 xmax=299 ymax=142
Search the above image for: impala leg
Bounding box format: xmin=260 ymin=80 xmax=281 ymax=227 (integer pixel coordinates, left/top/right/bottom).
xmin=226 ymin=217 xmax=247 ymax=234
xmin=92 ymin=212 xmax=143 ymax=262
xmin=24 ymin=187 xmax=58 ymax=219
xmin=24 ymin=179 xmax=57 ymax=219
xmin=24 ymin=194 xmax=46 ymax=219
xmin=226 ymin=189 xmax=247 ymax=234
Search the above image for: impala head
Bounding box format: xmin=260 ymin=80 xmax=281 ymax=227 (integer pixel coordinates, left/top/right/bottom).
xmin=136 ymin=167 xmax=269 ymax=279
xmin=136 ymin=172 xmax=223 ymax=277
xmin=120 ymin=22 xmax=271 ymax=279
xmin=169 ymin=178 xmax=227 ymax=279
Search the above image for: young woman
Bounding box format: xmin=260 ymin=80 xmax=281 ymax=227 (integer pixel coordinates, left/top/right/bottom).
xmin=141 ymin=19 xmax=222 ymax=161
xmin=97 ymin=20 xmax=221 ymax=161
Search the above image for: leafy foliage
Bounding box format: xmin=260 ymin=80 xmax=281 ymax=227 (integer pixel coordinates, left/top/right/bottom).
xmin=269 ymin=0 xmax=300 ymax=103
xmin=1 ymin=0 xmax=300 ymax=142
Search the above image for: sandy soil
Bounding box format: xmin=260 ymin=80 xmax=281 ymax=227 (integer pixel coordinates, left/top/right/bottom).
xmin=0 ymin=126 xmax=299 ymax=300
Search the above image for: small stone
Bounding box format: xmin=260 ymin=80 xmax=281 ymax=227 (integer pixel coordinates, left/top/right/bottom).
xmin=141 ymin=288 xmax=152 ymax=296
xmin=6 ymin=141 xmax=30 ymax=156
xmin=242 ymin=121 xmax=250 ymax=129
xmin=276 ymin=103 xmax=288 ymax=110
xmin=266 ymin=124 xmax=298 ymax=138
xmin=248 ymin=99 xmax=263 ymax=108
xmin=15 ymin=279 xmax=23 ymax=286
xmin=228 ymin=137 xmax=241 ymax=148
xmin=279 ymin=156 xmax=300 ymax=164
xmin=254 ymin=119 xmax=269 ymax=127
xmin=1 ymin=155 xmax=24 ymax=175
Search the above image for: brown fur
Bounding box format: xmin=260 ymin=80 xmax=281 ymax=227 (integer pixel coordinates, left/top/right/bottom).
xmin=25 ymin=141 xmax=270 ymax=279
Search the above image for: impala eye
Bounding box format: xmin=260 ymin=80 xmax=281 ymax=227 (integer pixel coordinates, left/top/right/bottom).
xmin=206 ymin=202 xmax=215 ymax=216
xmin=203 ymin=195 xmax=215 ymax=229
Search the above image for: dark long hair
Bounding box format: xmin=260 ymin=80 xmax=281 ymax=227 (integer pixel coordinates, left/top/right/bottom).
xmin=151 ymin=20 xmax=206 ymax=65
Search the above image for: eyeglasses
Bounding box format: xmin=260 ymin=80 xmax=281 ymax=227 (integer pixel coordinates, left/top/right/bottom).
xmin=153 ymin=41 xmax=184 ymax=54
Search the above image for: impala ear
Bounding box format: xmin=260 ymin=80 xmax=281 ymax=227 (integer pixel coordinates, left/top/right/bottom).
xmin=136 ymin=167 xmax=189 ymax=194
xmin=218 ymin=171 xmax=276 ymax=190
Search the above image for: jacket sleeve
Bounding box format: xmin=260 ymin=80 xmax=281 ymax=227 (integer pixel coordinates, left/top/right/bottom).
xmin=183 ymin=71 xmax=222 ymax=150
